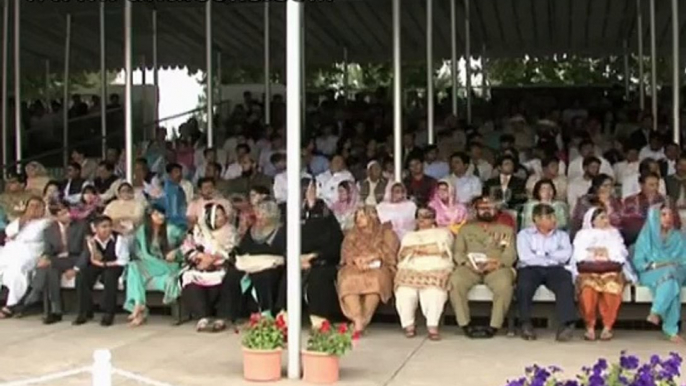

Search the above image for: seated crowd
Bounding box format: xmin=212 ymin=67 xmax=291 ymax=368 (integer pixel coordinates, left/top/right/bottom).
xmin=0 ymin=97 xmax=685 ymax=345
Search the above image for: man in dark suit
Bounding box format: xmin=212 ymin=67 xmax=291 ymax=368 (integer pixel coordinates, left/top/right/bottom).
xmin=22 ymin=201 xmax=89 ymax=324
xmin=483 ymin=155 xmax=527 ymax=209
xmin=665 ymin=154 xmax=686 ymax=206
xmin=61 ymin=162 xmax=89 ymax=205
xmin=73 ymin=215 xmax=129 ymax=327
xmin=628 ymin=113 xmax=653 ymax=150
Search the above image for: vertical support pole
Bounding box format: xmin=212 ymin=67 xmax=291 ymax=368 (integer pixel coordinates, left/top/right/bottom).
xmin=482 ymin=44 xmax=488 ymax=99
xmin=62 ymin=14 xmax=71 ymax=168
xmin=13 ymin=0 xmax=20 ymax=170
xmin=285 ymin=0 xmax=302 ymax=380
xmin=2 ymin=0 xmax=8 ymax=177
xmin=92 ymin=350 xmax=112 ymax=386
xmin=206 ymin=1 xmax=213 ymax=147
xmin=100 ymin=2 xmax=107 ymax=157
xmin=465 ymin=0 xmax=472 ymax=124
xmin=216 ymin=51 xmax=222 ymax=122
xmin=623 ymin=39 xmax=630 ymax=101
xmin=637 ymin=0 xmax=645 ymax=110
xmin=300 ymin=7 xmax=306 ymax=130
xmin=672 ymin=0 xmax=680 ymax=144
xmin=342 ymin=46 xmax=349 ymax=105
xmin=124 ymin=0 xmax=133 ymax=182
xmin=264 ymin=2 xmax=271 ymax=125
xmin=426 ymin=0 xmax=434 ymax=145
xmin=45 ymin=59 xmax=50 ymax=103
xmin=393 ymin=0 xmax=402 ymax=182
xmin=450 ymin=0 xmax=457 ymax=116
xmin=152 ymin=9 xmax=159 ymax=129
xmin=649 ymin=0 xmax=657 ymax=131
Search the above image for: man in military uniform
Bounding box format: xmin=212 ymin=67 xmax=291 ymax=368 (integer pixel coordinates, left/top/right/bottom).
xmin=0 ymin=173 xmax=33 ymax=224
xmin=449 ymin=196 xmax=516 ymax=338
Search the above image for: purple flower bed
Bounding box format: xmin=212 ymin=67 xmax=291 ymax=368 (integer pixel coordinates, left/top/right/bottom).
xmin=505 ymin=351 xmax=682 ymax=386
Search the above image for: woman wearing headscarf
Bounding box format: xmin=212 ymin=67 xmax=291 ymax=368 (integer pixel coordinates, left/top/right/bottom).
xmin=181 ymin=203 xmax=238 ymax=332
xmin=331 ymin=180 xmax=359 ymax=232
xmin=520 ymin=179 xmax=569 ymax=230
xmin=376 ymin=182 xmax=417 ymax=240
xmin=69 ymin=185 xmax=102 ymax=222
xmin=0 ymin=197 xmax=49 ymax=318
xmin=428 ymin=179 xmax=467 ymax=234
xmin=633 ymin=204 xmax=686 ymax=343
xmin=233 ymin=200 xmax=286 ymax=316
xmin=25 ymin=161 xmax=51 ymax=196
xmin=236 ymin=185 xmax=271 ymax=239
xmin=395 ymin=206 xmax=454 ymax=340
xmin=103 ymin=182 xmax=146 ymax=237
xmin=338 ymin=206 xmax=399 ymax=333
xmin=570 ymin=174 xmax=622 ymax=237
xmin=572 ymin=207 xmax=634 ymax=341
xmin=125 ymin=205 xmax=186 ymax=326
xmin=275 ymin=190 xmax=344 ymax=328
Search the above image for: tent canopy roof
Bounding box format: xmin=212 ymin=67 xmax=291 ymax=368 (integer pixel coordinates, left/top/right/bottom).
xmin=16 ymin=0 xmax=686 ymax=75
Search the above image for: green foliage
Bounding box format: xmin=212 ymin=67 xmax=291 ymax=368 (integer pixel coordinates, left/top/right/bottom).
xmin=306 ymin=321 xmax=357 ymax=357
xmin=21 ymin=71 xmax=117 ymax=100
xmin=241 ymin=314 xmax=286 ymax=351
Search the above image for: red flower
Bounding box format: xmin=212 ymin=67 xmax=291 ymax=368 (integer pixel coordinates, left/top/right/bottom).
xmin=275 ymin=314 xmax=286 ymax=329
xmin=338 ymin=324 xmax=348 ymax=334
xmin=352 ymin=331 xmax=361 ymax=341
xmin=320 ymin=320 xmax=331 ymax=333
xmin=249 ymin=313 xmax=260 ymax=327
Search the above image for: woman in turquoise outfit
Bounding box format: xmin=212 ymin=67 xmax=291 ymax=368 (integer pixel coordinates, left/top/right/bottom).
xmin=125 ymin=204 xmax=186 ymax=326
xmin=633 ymin=204 xmax=686 ymax=343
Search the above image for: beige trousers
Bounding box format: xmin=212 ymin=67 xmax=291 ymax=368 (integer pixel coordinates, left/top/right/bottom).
xmin=395 ymin=286 xmax=448 ymax=328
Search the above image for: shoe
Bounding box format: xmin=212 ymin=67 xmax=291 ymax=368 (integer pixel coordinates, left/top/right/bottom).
xmin=43 ymin=314 xmax=62 ymax=325
xmin=100 ymin=314 xmax=115 ymax=327
xmin=521 ymin=324 xmax=537 ymax=341
xmin=556 ymin=325 xmax=575 ymax=342
xmin=483 ymin=327 xmax=498 ymax=339
xmin=73 ymin=315 xmax=90 ymax=326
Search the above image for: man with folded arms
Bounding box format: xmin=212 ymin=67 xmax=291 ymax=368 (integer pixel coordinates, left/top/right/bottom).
xmin=516 ymin=203 xmax=576 ymax=341
xmin=449 ymin=195 xmax=516 ymax=338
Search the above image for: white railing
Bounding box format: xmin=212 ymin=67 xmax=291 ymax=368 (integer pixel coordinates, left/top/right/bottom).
xmin=1 ymin=350 xmax=175 ymax=386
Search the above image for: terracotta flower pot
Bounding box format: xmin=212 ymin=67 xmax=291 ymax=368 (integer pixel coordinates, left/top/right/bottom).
xmin=302 ymin=351 xmax=340 ymax=384
xmin=242 ymin=347 xmax=282 ymax=382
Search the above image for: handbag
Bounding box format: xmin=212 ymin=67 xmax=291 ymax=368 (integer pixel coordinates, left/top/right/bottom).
xmin=576 ymin=261 xmax=622 ymax=274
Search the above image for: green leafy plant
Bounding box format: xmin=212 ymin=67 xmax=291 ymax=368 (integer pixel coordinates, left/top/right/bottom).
xmin=242 ymin=313 xmax=286 ymax=351
xmin=306 ymin=321 xmax=359 ymax=357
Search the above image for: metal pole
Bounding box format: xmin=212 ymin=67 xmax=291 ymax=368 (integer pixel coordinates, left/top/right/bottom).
xmin=301 ymin=7 xmax=306 ymax=130
xmin=637 ymin=0 xmax=645 ymax=110
xmin=216 ymin=51 xmax=222 ymax=121
xmin=264 ymin=2 xmax=271 ymax=125
xmin=124 ymin=1 xmax=133 ymax=182
xmin=100 ymin=2 xmax=107 ymax=157
xmin=206 ymin=1 xmax=213 ymax=147
xmin=343 ymin=46 xmax=349 ymax=105
xmin=450 ymin=0 xmax=457 ymax=116
xmin=152 ymin=9 xmax=159 ymax=128
xmin=649 ymin=0 xmax=657 ymax=131
xmin=13 ymin=0 xmax=20 ymax=170
xmin=482 ymin=44 xmax=488 ymax=99
xmin=623 ymin=40 xmax=630 ymax=101
xmin=62 ymin=14 xmax=71 ymax=168
xmin=393 ymin=0 xmax=402 ymax=182
xmin=2 ymin=0 xmax=8 ymax=177
xmin=465 ymin=0 xmax=472 ymax=124
xmin=285 ymin=0 xmax=302 ymax=379
xmin=672 ymin=0 xmax=680 ymax=144
xmin=426 ymin=0 xmax=434 ymax=145
xmin=45 ymin=60 xmax=50 ymax=103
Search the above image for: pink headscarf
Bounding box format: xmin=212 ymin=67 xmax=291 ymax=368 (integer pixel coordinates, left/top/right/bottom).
xmin=429 ymin=179 xmax=467 ymax=227
xmin=330 ymin=180 xmax=359 ymax=217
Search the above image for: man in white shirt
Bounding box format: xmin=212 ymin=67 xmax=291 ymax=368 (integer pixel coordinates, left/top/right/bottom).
xmin=273 ymin=166 xmax=312 ymax=204
xmin=446 ymin=152 xmax=482 ymax=204
xmin=664 ymin=142 xmax=680 ymax=176
xmin=567 ymin=157 xmax=601 ymax=212
xmin=467 ymin=142 xmax=493 ymax=182
xmin=614 ymin=145 xmax=641 ymax=185
xmin=315 ymin=124 xmax=339 ymax=157
xmin=315 ymin=154 xmax=355 ymax=207
xmin=192 ymin=147 xmax=219 ymax=185
xmin=258 ymin=134 xmax=286 ymax=177
xmin=621 ymin=158 xmax=667 ymax=199
xmin=423 ymin=145 xmax=450 ymax=180
xmin=638 ymin=134 xmax=665 ymax=161
xmin=223 ymin=144 xmax=251 ymax=180
xmin=567 ymin=140 xmax=614 ymax=180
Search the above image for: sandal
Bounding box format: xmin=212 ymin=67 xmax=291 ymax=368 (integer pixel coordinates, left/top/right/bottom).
xmin=669 ymin=335 xmax=685 ymax=344
xmin=584 ymin=329 xmax=596 ymax=341
xmin=404 ymin=326 xmax=416 ymax=338
xmin=196 ymin=318 xmax=211 ymax=332
xmin=599 ymin=328 xmax=614 ymax=341
xmin=0 ymin=307 xmax=13 ymax=319
xmin=428 ymin=329 xmax=441 ymax=341
xmin=211 ymin=320 xmax=227 ymax=333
